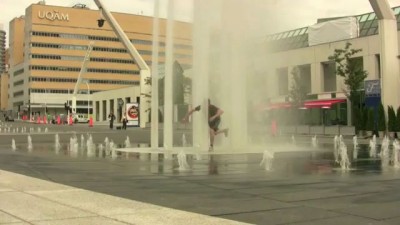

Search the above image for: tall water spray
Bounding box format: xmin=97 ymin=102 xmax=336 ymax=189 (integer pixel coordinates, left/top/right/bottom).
xmin=55 ymin=133 xmax=61 ymax=153
xmin=311 ymin=135 xmax=318 ymax=148
xmin=353 ymin=136 xmax=358 ymax=159
xmin=393 ymin=139 xmax=400 ymax=168
xmin=27 ymin=135 xmax=33 ymax=152
xmin=104 ymin=137 xmax=110 ymax=155
xmin=260 ymin=150 xmax=274 ymax=171
xmin=11 ymin=139 xmax=16 ymax=151
xmin=180 ymin=0 xmax=280 ymax=150
xmin=124 ymin=136 xmax=131 ymax=148
xmin=177 ymin=150 xmax=190 ymax=171
xmin=339 ymin=141 xmax=350 ymax=170
xmin=380 ymin=136 xmax=390 ymax=167
xmin=334 ymin=135 xmax=339 ymax=163
xmin=369 ymin=137 xmax=377 ymax=158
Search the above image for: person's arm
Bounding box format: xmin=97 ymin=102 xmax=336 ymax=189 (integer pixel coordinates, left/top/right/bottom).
xmin=209 ymin=107 xmax=223 ymax=122
xmin=182 ymin=105 xmax=201 ymax=123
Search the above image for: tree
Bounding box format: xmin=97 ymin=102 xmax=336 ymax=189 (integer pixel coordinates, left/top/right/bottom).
xmin=328 ymin=42 xmax=368 ymax=126
xmin=387 ymin=106 xmax=396 ymax=132
xmin=288 ymin=66 xmax=308 ymax=125
xmin=378 ymin=103 xmax=386 ymax=132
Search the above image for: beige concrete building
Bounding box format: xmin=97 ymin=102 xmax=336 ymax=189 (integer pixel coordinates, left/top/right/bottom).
xmin=265 ymin=6 xmax=400 ymax=128
xmin=8 ymin=2 xmax=192 ymax=118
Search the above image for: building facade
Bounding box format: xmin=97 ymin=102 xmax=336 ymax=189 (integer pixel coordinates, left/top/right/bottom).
xmin=264 ymin=7 xmax=400 ymax=127
xmin=8 ymin=3 xmax=192 ymax=119
xmin=0 ymin=23 xmax=5 ymax=75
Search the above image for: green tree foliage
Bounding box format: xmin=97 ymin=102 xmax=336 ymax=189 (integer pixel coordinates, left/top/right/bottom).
xmin=396 ymin=106 xmax=400 ymax=132
xmin=288 ymin=66 xmax=308 ymax=109
xmin=378 ymin=104 xmax=386 ymax=131
xmin=387 ymin=106 xmax=396 ymax=132
xmin=366 ymin=107 xmax=375 ymax=131
xmin=328 ymin=42 xmax=368 ymax=105
xmin=288 ymin=66 xmax=308 ymax=125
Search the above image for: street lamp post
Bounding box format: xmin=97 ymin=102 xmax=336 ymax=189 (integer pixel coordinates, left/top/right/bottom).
xmin=84 ymin=81 xmax=90 ymax=119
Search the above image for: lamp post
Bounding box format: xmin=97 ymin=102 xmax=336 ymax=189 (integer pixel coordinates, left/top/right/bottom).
xmin=84 ymin=80 xmax=90 ymax=119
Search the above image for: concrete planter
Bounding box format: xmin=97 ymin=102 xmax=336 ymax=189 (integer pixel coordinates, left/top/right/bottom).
xmin=310 ymin=126 xmax=324 ymax=135
xmin=296 ymin=125 xmax=310 ymax=135
xmin=339 ymin=126 xmax=355 ymax=136
xmin=325 ymin=125 xmax=340 ymax=135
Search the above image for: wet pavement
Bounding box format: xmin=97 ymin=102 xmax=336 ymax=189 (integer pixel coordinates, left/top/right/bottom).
xmin=1 ymin=122 xmax=400 ymax=224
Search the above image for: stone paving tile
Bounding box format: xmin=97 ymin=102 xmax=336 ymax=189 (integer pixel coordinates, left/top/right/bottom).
xmin=220 ymin=206 xmax=341 ymax=225
xmin=333 ymin=202 xmax=400 ymax=220
xmin=30 ymin=216 xmax=134 ymax=225
xmin=289 ymin=215 xmax=387 ymax=225
xmin=0 ymin=210 xmax=23 ymax=224
xmin=107 ymin=208 xmax=251 ymax=225
xmin=262 ymin=188 xmax=358 ymax=202
xmin=298 ymin=193 xmax=375 ymax=210
xmin=0 ymin=192 xmax=95 ymax=221
xmin=382 ymin=216 xmax=400 ymax=225
xmin=30 ymin=189 xmax=165 ymax=216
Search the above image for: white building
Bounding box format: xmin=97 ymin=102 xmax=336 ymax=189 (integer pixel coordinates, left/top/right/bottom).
xmin=265 ymin=7 xmax=400 ymax=128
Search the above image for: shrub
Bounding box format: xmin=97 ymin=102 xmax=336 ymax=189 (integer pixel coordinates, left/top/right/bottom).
xmin=377 ymin=103 xmax=386 ymax=131
xmin=387 ymin=106 xmax=396 ymax=132
xmin=366 ymin=107 xmax=375 ymax=131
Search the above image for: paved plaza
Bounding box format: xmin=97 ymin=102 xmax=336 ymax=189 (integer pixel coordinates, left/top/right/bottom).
xmin=0 ymin=122 xmax=400 ymax=224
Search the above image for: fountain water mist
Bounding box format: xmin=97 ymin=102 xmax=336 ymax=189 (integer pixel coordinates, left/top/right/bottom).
xmin=55 ymin=133 xmax=61 ymax=153
xmin=353 ymin=136 xmax=358 ymax=159
xmin=393 ymin=139 xmax=400 ymax=168
xmin=182 ymin=134 xmax=187 ymax=147
xmin=177 ymin=150 xmax=190 ymax=171
xmin=98 ymin=144 xmax=105 ymax=157
xmin=86 ymin=135 xmax=95 ymax=157
xmin=311 ymin=135 xmax=318 ymax=148
xmin=110 ymin=141 xmax=117 ymax=159
xmin=11 ymin=139 xmax=16 ymax=151
xmin=334 ymin=135 xmax=339 ymax=163
xmin=380 ymin=136 xmax=390 ymax=167
xmin=27 ymin=135 xmax=33 ymax=152
xmin=124 ymin=136 xmax=131 ymax=148
xmin=291 ymin=135 xmax=296 ymax=145
xmin=339 ymin=141 xmax=350 ymax=170
xmin=81 ymin=134 xmax=85 ymax=150
xmin=37 ymin=127 xmax=41 ymax=133
xmin=369 ymin=137 xmax=377 ymax=158
xmin=105 ymin=137 xmax=110 ymax=155
xmin=260 ymin=150 xmax=274 ymax=171
xmin=45 ymin=128 xmax=48 ymax=133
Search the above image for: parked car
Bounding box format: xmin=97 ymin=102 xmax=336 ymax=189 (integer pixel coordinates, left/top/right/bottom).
xmin=5 ymin=115 xmax=14 ymax=122
xmin=74 ymin=114 xmax=89 ymax=123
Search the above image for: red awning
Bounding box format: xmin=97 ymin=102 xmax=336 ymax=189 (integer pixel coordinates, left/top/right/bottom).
xmin=303 ymin=99 xmax=346 ymax=109
xmin=263 ymin=99 xmax=346 ymax=110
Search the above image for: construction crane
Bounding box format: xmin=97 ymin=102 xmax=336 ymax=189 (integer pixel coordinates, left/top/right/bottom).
xmin=71 ymin=42 xmax=94 ymax=116
xmin=93 ymin=0 xmax=151 ymax=128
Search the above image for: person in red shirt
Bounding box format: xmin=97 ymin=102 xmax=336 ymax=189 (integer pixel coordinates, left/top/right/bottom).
xmin=182 ymin=99 xmax=228 ymax=151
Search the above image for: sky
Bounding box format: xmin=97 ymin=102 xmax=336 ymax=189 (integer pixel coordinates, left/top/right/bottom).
xmin=2 ymin=0 xmax=400 ymax=46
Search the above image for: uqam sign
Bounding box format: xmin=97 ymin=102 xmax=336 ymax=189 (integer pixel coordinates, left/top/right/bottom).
xmin=38 ymin=10 xmax=69 ymax=22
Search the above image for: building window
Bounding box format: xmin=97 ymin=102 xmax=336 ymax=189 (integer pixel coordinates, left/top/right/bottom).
xmin=322 ymin=62 xmax=336 ymax=92
xmin=13 ymin=68 xmax=24 ymax=76
xmin=13 ymin=90 xmax=24 ymax=97
xmin=13 ymin=80 xmax=24 ymax=87
xmin=277 ymin=67 xmax=289 ymax=96
xmin=297 ymin=64 xmax=312 ymax=94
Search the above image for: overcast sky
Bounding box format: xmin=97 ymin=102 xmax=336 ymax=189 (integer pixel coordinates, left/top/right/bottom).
xmin=2 ymin=0 xmax=400 ymax=46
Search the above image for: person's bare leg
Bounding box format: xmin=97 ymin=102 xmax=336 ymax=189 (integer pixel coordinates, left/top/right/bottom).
xmin=209 ymin=128 xmax=215 ymax=150
xmin=215 ymin=128 xmax=229 ymax=137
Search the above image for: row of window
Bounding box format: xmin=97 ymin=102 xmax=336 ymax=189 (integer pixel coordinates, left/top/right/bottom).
xmin=31 ymin=31 xmax=192 ymax=50
xmin=31 ymin=42 xmax=190 ymax=58
xmin=30 ymin=89 xmax=101 ymax=94
xmin=13 ymin=91 xmax=23 ymax=97
xmin=13 ymin=80 xmax=24 ymax=87
xmin=31 ymin=54 xmax=135 ymax=64
xmin=13 ymin=68 xmax=24 ymax=76
xmin=30 ymin=77 xmax=139 ymax=85
xmin=29 ymin=65 xmax=139 ymax=75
